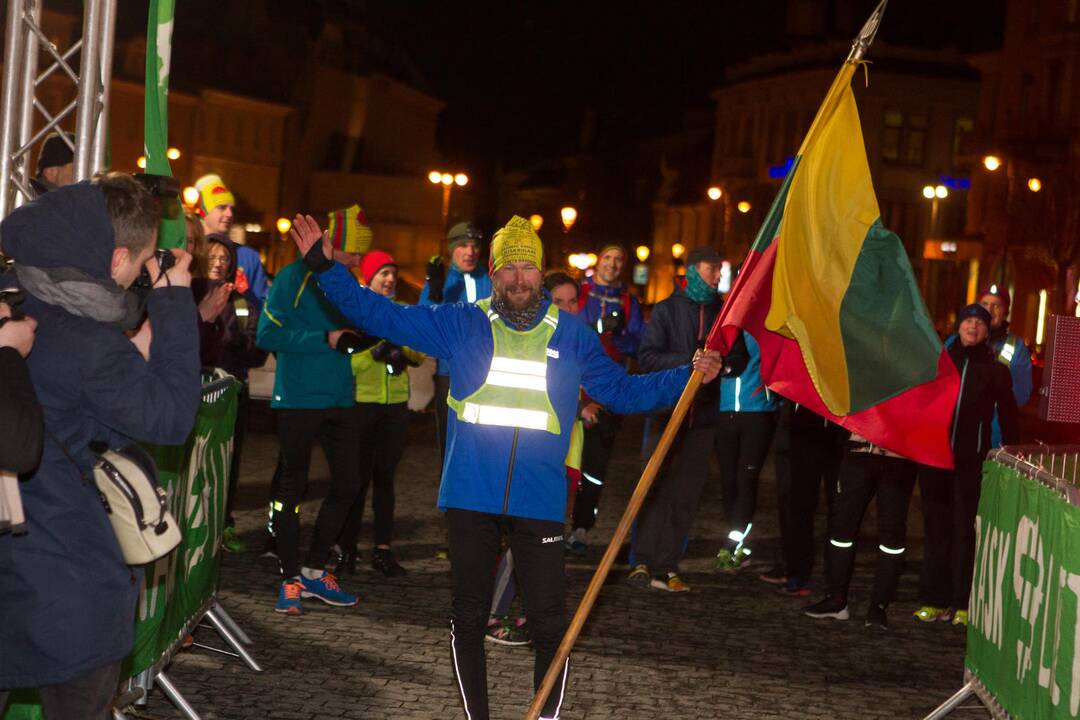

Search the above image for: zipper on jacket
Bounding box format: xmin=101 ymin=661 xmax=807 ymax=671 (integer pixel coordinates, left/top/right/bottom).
xmin=503 ymin=428 xmax=520 ymax=514
xmin=951 ymin=358 xmax=969 ymax=450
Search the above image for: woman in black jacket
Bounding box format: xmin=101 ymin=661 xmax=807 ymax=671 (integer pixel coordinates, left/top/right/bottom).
xmin=0 ymin=302 xmax=43 ymax=539
xmin=915 ymin=303 xmax=1019 ymax=626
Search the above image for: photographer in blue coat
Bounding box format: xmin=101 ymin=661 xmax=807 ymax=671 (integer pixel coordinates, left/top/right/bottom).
xmin=0 ymin=176 xmax=200 ymax=716
xmin=290 ymin=213 xmax=722 ymax=720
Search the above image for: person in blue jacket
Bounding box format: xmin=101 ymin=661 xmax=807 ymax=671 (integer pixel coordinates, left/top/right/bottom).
xmin=0 ymin=176 xmax=200 ymax=715
xmin=713 ymin=330 xmax=779 ymax=572
xmin=290 ymin=213 xmax=722 ymax=720
xmin=420 ymin=221 xmax=492 ymax=466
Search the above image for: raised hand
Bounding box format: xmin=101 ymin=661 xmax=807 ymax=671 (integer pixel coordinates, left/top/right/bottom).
xmin=289 ymin=214 xmax=333 ymax=272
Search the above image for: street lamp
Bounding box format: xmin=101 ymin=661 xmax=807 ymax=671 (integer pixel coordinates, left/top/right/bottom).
xmin=166 ymin=147 xmax=181 ymax=160
xmin=276 ymin=217 xmax=292 ymax=234
xmin=529 ymin=214 xmax=543 ymax=231
xmin=561 ymin=206 xmax=578 ymax=233
xmin=429 ymin=169 xmax=469 ymax=231
xmin=671 ymin=243 xmax=685 ymax=259
xmin=136 ymin=155 xmax=146 ymax=169
xmin=983 ymin=155 xmax=1002 ymax=172
xmin=707 ymin=186 xmax=722 ymax=201
xmin=921 ymin=184 xmax=947 ymax=236
xmin=1027 ymin=177 xmax=1042 ymax=193
xmin=182 ymin=186 xmax=199 ymax=206
xmin=635 ymin=245 xmax=650 ymax=262
xmin=737 ymin=201 xmax=751 ymax=213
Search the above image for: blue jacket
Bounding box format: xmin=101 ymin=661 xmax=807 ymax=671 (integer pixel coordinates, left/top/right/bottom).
xmin=577 ymin=281 xmax=645 ymax=361
xmin=257 ymin=259 xmax=355 ymax=410
xmin=719 ymin=332 xmax=778 ymax=413
xmin=945 ymin=326 xmax=1032 ymax=447
xmin=0 ymin=183 xmax=200 ymax=688
xmin=318 ymin=263 xmax=688 ymax=522
xmin=235 ymin=243 xmax=268 ymax=307
xmin=419 ymin=265 xmax=491 ymax=376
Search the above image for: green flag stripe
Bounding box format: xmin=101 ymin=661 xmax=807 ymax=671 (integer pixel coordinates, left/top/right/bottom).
xmin=838 ymin=219 xmax=943 ymax=413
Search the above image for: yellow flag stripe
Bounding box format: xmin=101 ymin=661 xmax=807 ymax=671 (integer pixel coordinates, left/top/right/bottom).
xmin=765 ymin=62 xmax=880 ymax=416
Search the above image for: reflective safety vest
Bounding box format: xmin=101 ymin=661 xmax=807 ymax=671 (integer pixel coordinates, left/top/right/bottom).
xmin=447 ymin=298 xmax=562 ymax=435
xmin=997 ymin=335 xmax=1018 ymax=367
xmin=564 ymin=419 xmax=584 ymax=470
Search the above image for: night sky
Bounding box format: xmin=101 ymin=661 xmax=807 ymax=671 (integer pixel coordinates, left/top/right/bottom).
xmin=107 ymin=0 xmax=1004 ymax=170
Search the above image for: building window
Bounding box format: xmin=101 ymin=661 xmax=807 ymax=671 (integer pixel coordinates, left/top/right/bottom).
xmin=953 ymin=116 xmax=974 ymax=164
xmin=882 ymin=109 xmax=926 ymax=167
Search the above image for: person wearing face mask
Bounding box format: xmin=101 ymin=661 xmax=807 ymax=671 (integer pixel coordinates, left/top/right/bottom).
xmin=629 ymin=245 xmax=748 ymax=591
xmin=567 ymin=243 xmax=646 ymax=555
xmin=912 ymin=303 xmax=1019 ymax=627
xmin=291 ymin=213 xmax=723 ymax=720
xmin=333 ymin=250 xmax=422 ymax=579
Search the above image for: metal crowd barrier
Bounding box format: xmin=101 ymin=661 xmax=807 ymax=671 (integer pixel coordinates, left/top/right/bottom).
xmin=924 ymin=445 xmax=1080 ymax=720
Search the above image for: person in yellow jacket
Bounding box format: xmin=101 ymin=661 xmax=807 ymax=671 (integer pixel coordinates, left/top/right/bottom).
xmin=335 ymin=250 xmax=422 ymax=577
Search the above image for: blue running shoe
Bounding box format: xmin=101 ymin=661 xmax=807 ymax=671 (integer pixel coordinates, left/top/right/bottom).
xmin=275 ymin=579 xmax=303 ymax=615
xmin=299 ymin=572 xmax=358 ymax=607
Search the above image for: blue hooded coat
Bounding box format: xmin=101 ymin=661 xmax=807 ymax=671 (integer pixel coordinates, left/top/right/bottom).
xmin=0 ymin=182 xmax=200 ymax=688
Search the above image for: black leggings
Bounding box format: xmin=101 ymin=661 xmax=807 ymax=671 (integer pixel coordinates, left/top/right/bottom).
xmin=337 ymin=402 xmax=409 ymax=550
xmin=571 ymin=412 xmax=622 ymax=532
xmin=825 ymin=452 xmax=917 ymax=606
xmin=714 ymin=411 xmax=776 ymax=550
xmin=918 ymin=463 xmax=983 ymax=609
xmin=447 ymin=509 xmax=568 ymax=720
xmin=273 ymin=406 xmax=362 ymax=577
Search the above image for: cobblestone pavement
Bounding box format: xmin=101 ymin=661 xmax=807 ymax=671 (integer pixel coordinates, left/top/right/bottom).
xmin=151 ymin=410 xmax=991 ymax=720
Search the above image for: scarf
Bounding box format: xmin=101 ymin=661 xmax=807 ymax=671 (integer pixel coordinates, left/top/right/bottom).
xmin=15 ymin=264 xmax=143 ymax=329
xmin=492 ymin=291 xmax=543 ymax=331
xmin=685 ymin=264 xmax=718 ymax=304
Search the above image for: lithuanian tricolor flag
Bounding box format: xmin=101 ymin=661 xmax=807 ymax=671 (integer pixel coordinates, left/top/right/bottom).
xmin=706 ymin=62 xmax=959 ymax=469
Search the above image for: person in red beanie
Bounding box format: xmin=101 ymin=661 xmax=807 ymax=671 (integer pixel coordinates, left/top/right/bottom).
xmin=334 ymin=250 xmax=423 ymax=578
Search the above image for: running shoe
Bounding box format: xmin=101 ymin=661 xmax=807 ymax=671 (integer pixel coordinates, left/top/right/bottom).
xmin=275 ymin=579 xmax=303 ymax=615
xmin=485 ymin=616 xmax=529 ymax=646
xmin=714 ymin=547 xmax=751 ymax=573
xmin=222 ymin=526 xmax=246 ymax=553
xmin=651 ymin=572 xmax=690 ymax=593
xmin=626 ymin=564 xmax=651 ymax=588
xmin=865 ymin=603 xmax=888 ymax=630
xmin=778 ymin=577 xmax=811 ymax=598
xmin=372 ymin=548 xmax=407 ymax=577
xmin=803 ymin=594 xmax=850 ymax=620
xmin=565 ymin=527 xmax=588 ymax=557
xmin=758 ymin=564 xmax=787 ymax=585
xmin=299 ymin=572 xmax=358 ymax=607
xmin=912 ymin=605 xmax=953 ymax=623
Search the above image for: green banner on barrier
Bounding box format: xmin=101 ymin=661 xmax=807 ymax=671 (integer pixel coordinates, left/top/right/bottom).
xmin=966 ymin=460 xmax=1080 ymax=719
xmin=2 ymin=380 xmax=237 ymax=720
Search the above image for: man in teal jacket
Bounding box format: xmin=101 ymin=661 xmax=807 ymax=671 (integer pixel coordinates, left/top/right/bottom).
xmin=290 ymin=213 xmax=721 ymax=720
xmin=257 ymin=254 xmax=373 ymax=614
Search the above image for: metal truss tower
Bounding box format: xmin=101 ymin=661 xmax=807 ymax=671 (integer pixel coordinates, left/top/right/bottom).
xmin=0 ymin=0 xmax=118 ymax=218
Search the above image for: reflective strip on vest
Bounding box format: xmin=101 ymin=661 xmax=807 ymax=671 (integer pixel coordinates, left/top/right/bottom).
xmin=879 ymin=544 xmax=905 ymax=555
xmin=464 ymin=273 xmax=477 ymax=303
xmin=460 ymin=402 xmax=550 ymax=431
xmin=997 ymin=336 xmax=1017 ymax=367
xmin=447 ymin=299 xmax=562 ymax=434
xmin=830 ymin=539 xmax=854 ymax=548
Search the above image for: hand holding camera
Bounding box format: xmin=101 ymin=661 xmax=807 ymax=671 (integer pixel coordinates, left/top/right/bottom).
xmin=0 ymin=303 xmax=36 ymax=358
xmin=599 ymin=309 xmax=624 ymax=335
xmin=147 ymin=248 xmax=193 ymax=289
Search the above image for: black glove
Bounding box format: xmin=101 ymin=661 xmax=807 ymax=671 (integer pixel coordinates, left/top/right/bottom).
xmin=373 ymin=341 xmax=409 ymax=375
xmin=425 ymin=255 xmax=446 ymax=303
xmin=335 ymin=331 xmax=379 ymax=355
xmin=303 ymin=239 xmax=333 ymax=273
xmin=599 ymin=309 xmax=625 ymax=335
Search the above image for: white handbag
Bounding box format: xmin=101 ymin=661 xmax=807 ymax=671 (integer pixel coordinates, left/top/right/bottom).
xmin=93 ymin=445 xmax=181 ymax=565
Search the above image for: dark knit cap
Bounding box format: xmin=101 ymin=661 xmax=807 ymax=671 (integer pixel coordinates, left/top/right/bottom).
xmin=37 ymin=132 xmax=74 ymax=171
xmin=447 ymin=222 xmax=482 ymax=251
xmin=686 ymin=245 xmax=722 ymax=266
xmin=957 ymin=303 xmax=991 ymax=330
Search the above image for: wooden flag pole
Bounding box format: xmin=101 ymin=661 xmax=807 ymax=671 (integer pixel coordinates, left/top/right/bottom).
xmin=524 ymin=370 xmax=704 ymax=720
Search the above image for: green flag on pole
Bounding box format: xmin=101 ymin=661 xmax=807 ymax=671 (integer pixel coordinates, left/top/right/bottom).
xmin=145 ymin=0 xmax=185 ymax=249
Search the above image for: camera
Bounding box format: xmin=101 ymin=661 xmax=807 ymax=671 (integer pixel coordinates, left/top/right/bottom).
xmin=132 ymin=248 xmax=176 ymax=291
